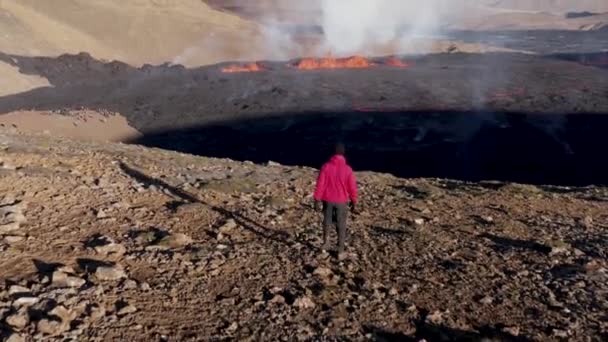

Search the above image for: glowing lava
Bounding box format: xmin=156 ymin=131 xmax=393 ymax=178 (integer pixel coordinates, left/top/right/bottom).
xmin=221 ymin=63 xmax=263 ymax=73
xmin=384 ymin=57 xmax=411 ymax=68
xmin=294 ymin=55 xmax=373 ymax=70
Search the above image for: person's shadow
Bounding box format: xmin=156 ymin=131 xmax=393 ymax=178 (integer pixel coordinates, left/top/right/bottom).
xmin=117 ymin=161 xmax=316 ymax=251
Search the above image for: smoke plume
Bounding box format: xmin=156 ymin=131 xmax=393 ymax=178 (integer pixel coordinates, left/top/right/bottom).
xmin=319 ymin=0 xmax=452 ymax=55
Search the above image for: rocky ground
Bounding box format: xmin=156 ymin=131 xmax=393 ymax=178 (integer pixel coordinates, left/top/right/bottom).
xmin=0 ymin=130 xmax=606 ymax=341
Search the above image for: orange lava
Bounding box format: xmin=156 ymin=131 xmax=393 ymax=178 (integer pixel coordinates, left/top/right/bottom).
xmin=384 ymin=57 xmax=411 ymax=68
xmin=294 ymin=55 xmax=373 ymax=70
xmin=221 ymin=63 xmax=263 ymax=73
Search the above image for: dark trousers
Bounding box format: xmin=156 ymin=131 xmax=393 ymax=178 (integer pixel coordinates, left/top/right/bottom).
xmin=322 ymin=202 xmax=348 ymax=252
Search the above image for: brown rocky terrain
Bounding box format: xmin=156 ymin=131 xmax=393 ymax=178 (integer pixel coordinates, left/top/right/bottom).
xmin=0 ymin=129 xmax=607 ymax=341
xmin=1 ymin=1 xmax=608 ymax=341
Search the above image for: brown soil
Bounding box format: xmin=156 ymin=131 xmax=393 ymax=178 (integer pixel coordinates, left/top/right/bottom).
xmin=0 ymin=131 xmax=606 ymax=341
xmin=0 ymin=110 xmax=141 ymax=142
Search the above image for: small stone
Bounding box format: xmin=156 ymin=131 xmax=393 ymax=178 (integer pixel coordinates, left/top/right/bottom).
xmin=6 ymin=309 xmax=29 ymax=330
xmin=479 ymin=296 xmax=493 ymax=305
xmin=552 ymin=329 xmax=569 ymax=338
xmin=95 ymin=266 xmax=126 ymax=281
xmin=140 ymin=282 xmax=151 ymax=291
xmin=270 ymin=295 xmax=286 ymax=304
xmin=12 ymin=296 xmax=39 ymax=308
xmin=4 ymin=236 xmax=25 ymax=243
xmin=1 ymin=161 xmax=17 ymax=170
xmin=313 ymin=267 xmax=332 ymax=277
xmin=50 ymin=305 xmax=77 ymax=325
xmin=219 ymin=219 xmax=238 ymax=234
xmin=123 ymin=279 xmax=138 ymax=290
xmin=96 ymin=209 xmax=109 ymax=219
xmin=116 ymin=303 xmax=137 ymax=316
xmin=226 ymin=322 xmax=239 ymax=333
xmin=581 ymin=216 xmax=593 ymax=228
xmin=6 ymin=333 xmax=25 ymax=342
xmin=0 ymin=222 xmax=21 ymax=234
xmin=94 ymin=242 xmax=126 ymax=257
xmin=293 ymin=296 xmax=315 ymax=309
xmin=482 ymin=216 xmax=494 ymax=223
xmin=550 ymin=245 xmax=569 ymax=256
xmin=425 ymin=311 xmax=443 ymax=325
xmin=37 ymin=319 xmax=67 ymax=336
xmin=413 ymin=218 xmax=425 ymax=225
xmin=88 ymin=304 xmax=106 ymax=321
xmin=389 ymin=288 xmax=399 ymax=296
xmin=502 ymin=326 xmax=520 ymax=336
xmin=155 ymin=233 xmax=193 ymax=249
xmin=573 ymin=249 xmax=585 ymax=257
xmin=52 ymin=271 xmax=86 ymax=288
xmin=8 ymin=285 xmax=31 ymax=296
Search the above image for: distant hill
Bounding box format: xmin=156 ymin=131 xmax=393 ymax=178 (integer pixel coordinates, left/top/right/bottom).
xmin=0 ymin=0 xmax=263 ymax=66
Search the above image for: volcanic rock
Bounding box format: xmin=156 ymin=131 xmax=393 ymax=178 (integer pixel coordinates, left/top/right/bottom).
xmin=91 ymin=235 xmax=126 ymax=257
xmin=4 ymin=236 xmax=25 ymax=243
xmin=6 ymin=309 xmax=29 ymax=330
xmin=313 ymin=267 xmax=332 ymax=277
xmin=293 ymin=296 xmax=316 ymax=309
xmin=95 ymin=265 xmax=127 ymax=281
xmin=88 ymin=304 xmax=106 ymax=321
xmin=218 ymin=219 xmax=238 ymax=234
xmin=155 ymin=233 xmax=193 ymax=249
xmin=37 ymin=319 xmax=67 ymax=336
xmin=50 ymin=305 xmax=77 ymax=325
xmin=12 ymin=297 xmax=39 ymax=308
xmin=52 ymin=271 xmax=86 ymax=288
xmin=502 ymin=326 xmax=520 ymax=336
xmin=6 ymin=333 xmax=25 ymax=342
xmin=116 ymin=301 xmax=137 ymax=316
xmin=8 ymin=285 xmax=31 ymax=296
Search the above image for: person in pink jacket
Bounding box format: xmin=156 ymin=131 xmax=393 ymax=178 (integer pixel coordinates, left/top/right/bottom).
xmin=313 ymin=143 xmax=358 ymax=253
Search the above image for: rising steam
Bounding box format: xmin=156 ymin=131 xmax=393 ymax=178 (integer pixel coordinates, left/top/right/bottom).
xmin=319 ymin=0 xmax=448 ymax=55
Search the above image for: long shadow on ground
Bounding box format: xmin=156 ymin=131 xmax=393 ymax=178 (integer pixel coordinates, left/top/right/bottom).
xmin=117 ymin=162 xmax=316 ymax=251
xmin=129 ymin=110 xmax=608 ymax=186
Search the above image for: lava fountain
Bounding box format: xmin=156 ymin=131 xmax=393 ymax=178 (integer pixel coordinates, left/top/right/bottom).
xmin=294 ymin=55 xmax=373 ymax=70
xmin=221 ymin=63 xmax=264 ymax=73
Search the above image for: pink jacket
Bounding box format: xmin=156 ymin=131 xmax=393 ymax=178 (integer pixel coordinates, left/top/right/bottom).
xmin=313 ymin=155 xmax=358 ymax=204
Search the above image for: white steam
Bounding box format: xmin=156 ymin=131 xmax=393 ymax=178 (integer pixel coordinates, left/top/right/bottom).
xmin=319 ymin=0 xmax=446 ymax=55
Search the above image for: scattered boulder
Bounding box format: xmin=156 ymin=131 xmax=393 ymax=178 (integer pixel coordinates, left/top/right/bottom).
xmin=313 ymin=267 xmax=332 ymax=278
xmin=52 ymin=271 xmax=86 ymax=288
xmin=0 ymin=201 xmax=26 ymax=234
xmin=549 ymin=240 xmax=571 ymax=256
xmin=4 ymin=236 xmax=25 ymax=244
xmin=95 ymin=242 xmax=127 ymax=257
xmin=87 ymin=304 xmax=106 ymax=322
xmin=95 ymin=265 xmax=127 ymax=281
xmin=12 ymin=296 xmax=39 ymax=308
xmin=8 ymin=285 xmax=31 ymax=296
xmin=218 ymin=219 xmax=238 ymax=234
xmin=156 ymin=233 xmax=193 ymax=249
xmin=270 ymin=294 xmax=286 ymax=305
xmin=37 ymin=318 xmax=67 ymax=336
xmin=293 ymin=296 xmax=316 ymax=309
xmin=6 ymin=309 xmax=29 ymax=330
xmin=50 ymin=305 xmax=77 ymax=326
xmin=116 ymin=301 xmax=137 ymax=316
xmin=6 ymin=333 xmax=25 ymax=342
xmin=479 ymin=296 xmax=494 ymax=305
xmin=502 ymin=326 xmax=520 ymax=337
